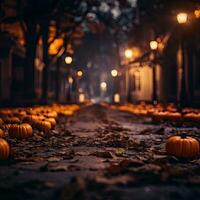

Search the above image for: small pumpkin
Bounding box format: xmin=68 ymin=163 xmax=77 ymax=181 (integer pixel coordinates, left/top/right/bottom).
xmin=166 ymin=135 xmax=200 ymax=159
xmin=22 ymin=115 xmax=41 ymax=125
xmin=35 ymin=120 xmax=52 ymax=132
xmin=0 ymin=129 xmax=5 ymax=138
xmin=0 ymin=118 xmax=3 ymax=126
xmin=0 ymin=138 xmax=10 ymax=160
xmin=12 ymin=109 xmax=27 ymax=118
xmin=59 ymin=110 xmax=73 ymax=117
xmin=43 ymin=111 xmax=58 ymax=118
xmin=45 ymin=118 xmax=56 ymax=128
xmin=8 ymin=123 xmax=33 ymax=139
xmin=3 ymin=117 xmax=20 ymax=124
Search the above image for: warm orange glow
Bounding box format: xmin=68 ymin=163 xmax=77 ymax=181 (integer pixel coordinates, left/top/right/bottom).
xmin=77 ymin=70 xmax=83 ymax=77
xmin=100 ymin=82 xmax=107 ymax=91
xmin=114 ymin=93 xmax=120 ymax=103
xmin=177 ymin=12 xmax=188 ymax=24
xmin=79 ymin=94 xmax=85 ymax=103
xmin=49 ymin=38 xmax=64 ymax=55
xmin=68 ymin=77 xmax=73 ymax=84
xmin=194 ymin=9 xmax=200 ymax=18
xmin=124 ymin=49 xmax=133 ymax=59
xmin=65 ymin=56 xmax=73 ymax=64
xmin=111 ymin=69 xmax=118 ymax=77
xmin=150 ymin=40 xmax=158 ymax=50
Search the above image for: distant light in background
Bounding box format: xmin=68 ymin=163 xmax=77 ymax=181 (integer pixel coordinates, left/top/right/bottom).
xmin=77 ymin=70 xmax=83 ymax=77
xmin=127 ymin=0 xmax=137 ymax=7
xmin=65 ymin=56 xmax=73 ymax=64
xmin=87 ymin=61 xmax=92 ymax=68
xmin=78 ymin=88 xmax=83 ymax=93
xmin=111 ymin=69 xmax=118 ymax=77
xmin=100 ymin=82 xmax=107 ymax=91
xmin=79 ymin=93 xmax=85 ymax=103
xmin=177 ymin=12 xmax=188 ymax=24
xmin=124 ymin=48 xmax=133 ymax=59
xmin=114 ymin=93 xmax=120 ymax=103
xmin=49 ymin=38 xmax=63 ymax=55
xmin=68 ymin=77 xmax=73 ymax=84
xmin=150 ymin=41 xmax=158 ymax=50
xmin=194 ymin=9 xmax=200 ymax=18
xmin=132 ymin=47 xmax=141 ymax=59
xmin=99 ymin=2 xmax=109 ymax=12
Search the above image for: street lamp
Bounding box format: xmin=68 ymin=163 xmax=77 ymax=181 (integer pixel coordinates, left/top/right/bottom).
xmin=150 ymin=40 xmax=158 ymax=50
xmin=65 ymin=56 xmax=73 ymax=64
xmin=124 ymin=48 xmax=133 ymax=59
xmin=111 ymin=69 xmax=118 ymax=77
xmin=176 ymin=12 xmax=188 ymax=110
xmin=177 ymin=12 xmax=188 ymax=24
xmin=124 ymin=48 xmax=133 ymax=103
xmin=111 ymin=69 xmax=118 ymax=103
xmin=68 ymin=76 xmax=73 ymax=84
xmin=100 ymin=82 xmax=107 ymax=91
xmin=150 ymin=40 xmax=158 ymax=104
xmin=77 ymin=70 xmax=83 ymax=77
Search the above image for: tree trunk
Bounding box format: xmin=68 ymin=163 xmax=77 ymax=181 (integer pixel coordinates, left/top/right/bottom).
xmin=41 ymin=20 xmax=49 ymax=103
xmin=24 ymin=21 xmax=38 ymax=100
xmin=56 ymin=57 xmax=61 ymax=101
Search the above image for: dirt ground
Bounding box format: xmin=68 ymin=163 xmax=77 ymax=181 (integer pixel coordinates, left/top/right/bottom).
xmin=1 ymin=104 xmax=200 ymax=200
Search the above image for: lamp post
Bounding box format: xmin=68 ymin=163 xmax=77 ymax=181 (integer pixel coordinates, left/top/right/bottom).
xmin=76 ymin=70 xmax=83 ymax=103
xmin=177 ymin=12 xmax=188 ymax=111
xmin=124 ymin=48 xmax=133 ymax=103
xmin=150 ymin=40 xmax=158 ymax=104
xmin=111 ymin=69 xmax=119 ymax=103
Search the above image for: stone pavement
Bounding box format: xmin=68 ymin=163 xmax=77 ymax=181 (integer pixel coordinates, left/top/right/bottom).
xmin=1 ymin=104 xmax=200 ymax=200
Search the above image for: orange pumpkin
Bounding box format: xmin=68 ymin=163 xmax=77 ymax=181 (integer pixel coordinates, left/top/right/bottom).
xmin=166 ymin=135 xmax=199 ymax=159
xmin=12 ymin=109 xmax=27 ymax=118
xmin=0 ymin=118 xmax=3 ymax=125
xmin=3 ymin=117 xmax=20 ymax=124
xmin=35 ymin=120 xmax=52 ymax=132
xmin=43 ymin=111 xmax=58 ymax=118
xmin=22 ymin=115 xmax=41 ymax=125
xmin=45 ymin=118 xmax=56 ymax=128
xmin=0 ymin=129 xmax=5 ymax=138
xmin=0 ymin=138 xmax=10 ymax=160
xmin=8 ymin=123 xmax=33 ymax=139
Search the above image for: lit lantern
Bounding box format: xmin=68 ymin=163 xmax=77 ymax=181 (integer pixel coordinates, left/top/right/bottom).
xmin=150 ymin=40 xmax=158 ymax=50
xmin=124 ymin=48 xmax=133 ymax=59
xmin=111 ymin=69 xmax=118 ymax=77
xmin=100 ymin=82 xmax=107 ymax=91
xmin=177 ymin=12 xmax=188 ymax=24
xmin=65 ymin=56 xmax=73 ymax=64
xmin=68 ymin=77 xmax=73 ymax=84
xmin=114 ymin=93 xmax=120 ymax=103
xmin=77 ymin=70 xmax=83 ymax=77
xmin=194 ymin=10 xmax=200 ymax=18
xmin=79 ymin=93 xmax=85 ymax=103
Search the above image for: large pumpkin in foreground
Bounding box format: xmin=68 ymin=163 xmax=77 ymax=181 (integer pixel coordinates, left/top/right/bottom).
xmin=166 ymin=135 xmax=199 ymax=159
xmin=0 ymin=138 xmax=10 ymax=160
xmin=8 ymin=123 xmax=33 ymax=139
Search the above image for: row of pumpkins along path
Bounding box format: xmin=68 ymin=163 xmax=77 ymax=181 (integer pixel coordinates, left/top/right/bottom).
xmin=0 ymin=104 xmax=80 ymax=160
xmin=112 ymin=102 xmax=200 ymax=122
xmin=109 ymin=103 xmax=200 ymax=160
xmin=0 ymin=102 xmax=200 ymax=163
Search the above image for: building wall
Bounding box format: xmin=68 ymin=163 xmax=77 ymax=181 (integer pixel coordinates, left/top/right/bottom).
xmin=130 ymin=65 xmax=153 ymax=101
